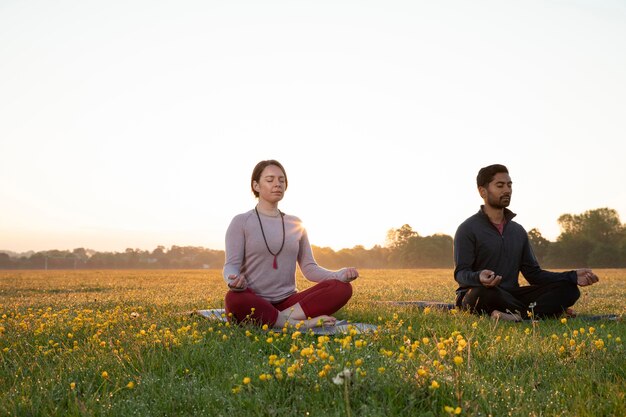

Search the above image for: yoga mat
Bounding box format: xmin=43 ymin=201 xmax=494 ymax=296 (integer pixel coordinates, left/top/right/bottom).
xmin=187 ymin=309 xmax=378 ymax=334
xmin=380 ymin=301 xmax=621 ymax=321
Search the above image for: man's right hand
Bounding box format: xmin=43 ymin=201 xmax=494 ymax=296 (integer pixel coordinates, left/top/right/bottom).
xmin=479 ymin=270 xmax=502 ymax=288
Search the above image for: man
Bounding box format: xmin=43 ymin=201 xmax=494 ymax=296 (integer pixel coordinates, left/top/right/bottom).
xmin=453 ymin=164 xmax=599 ymax=321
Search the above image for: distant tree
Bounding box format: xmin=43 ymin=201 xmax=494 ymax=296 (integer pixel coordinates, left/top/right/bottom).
xmin=546 ymin=208 xmax=625 ymax=267
xmin=386 ymin=224 xmax=418 ymax=249
xmin=527 ymin=228 xmax=550 ymax=265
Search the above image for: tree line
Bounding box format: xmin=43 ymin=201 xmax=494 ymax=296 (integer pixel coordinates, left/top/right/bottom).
xmin=1 ymin=208 xmax=624 ymax=270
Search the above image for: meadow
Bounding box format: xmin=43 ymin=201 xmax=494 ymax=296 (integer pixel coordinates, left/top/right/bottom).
xmin=0 ymin=269 xmax=624 ymax=417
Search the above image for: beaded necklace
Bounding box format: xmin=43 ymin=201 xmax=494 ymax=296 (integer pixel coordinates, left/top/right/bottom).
xmin=254 ymin=206 xmax=285 ymax=269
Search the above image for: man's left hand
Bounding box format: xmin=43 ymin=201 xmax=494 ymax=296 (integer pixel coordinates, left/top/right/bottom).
xmin=576 ymin=269 xmax=599 ymax=286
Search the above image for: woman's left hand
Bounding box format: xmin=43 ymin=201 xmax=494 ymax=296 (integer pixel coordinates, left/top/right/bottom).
xmin=340 ymin=267 xmax=359 ymax=282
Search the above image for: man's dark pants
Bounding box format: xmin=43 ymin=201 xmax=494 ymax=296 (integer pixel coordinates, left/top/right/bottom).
xmin=458 ymin=281 xmax=580 ymax=319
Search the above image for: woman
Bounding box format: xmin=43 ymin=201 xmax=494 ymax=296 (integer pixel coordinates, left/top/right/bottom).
xmin=223 ymin=159 xmax=358 ymax=329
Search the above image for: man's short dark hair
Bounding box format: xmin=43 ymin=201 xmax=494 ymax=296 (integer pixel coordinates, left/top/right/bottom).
xmin=477 ymin=164 xmax=509 ymax=188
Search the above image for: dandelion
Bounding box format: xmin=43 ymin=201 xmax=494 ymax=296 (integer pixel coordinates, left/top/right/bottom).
xmin=231 ymin=386 xmax=241 ymax=394
xmin=332 ymin=368 xmax=352 ymax=385
xmin=453 ymin=356 xmax=463 ymax=366
xmin=445 ymin=406 xmax=462 ymax=415
xmin=616 ymin=337 xmax=622 ymax=343
xmin=126 ymin=381 xmax=135 ymax=389
xmin=594 ymin=339 xmax=605 ymax=349
xmin=70 ymin=382 xmax=76 ymax=390
xmin=561 ymin=318 xmax=567 ymax=324
xmin=243 ymin=377 xmax=251 ymax=385
xmin=430 ymin=380 xmax=440 ymax=389
xmin=377 ymin=367 xmax=385 ymax=374
xmin=101 ymin=371 xmax=109 ymax=379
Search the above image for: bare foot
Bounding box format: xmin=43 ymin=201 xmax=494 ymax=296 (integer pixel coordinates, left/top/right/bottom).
xmin=295 ymin=315 xmax=337 ymax=330
xmin=491 ymin=310 xmax=522 ymax=322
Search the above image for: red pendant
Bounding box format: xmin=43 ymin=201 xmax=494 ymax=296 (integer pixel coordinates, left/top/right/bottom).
xmin=273 ymin=255 xmax=278 ymax=269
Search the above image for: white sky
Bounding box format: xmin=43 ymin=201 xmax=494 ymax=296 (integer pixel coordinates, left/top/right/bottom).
xmin=1 ymin=0 xmax=625 ymax=253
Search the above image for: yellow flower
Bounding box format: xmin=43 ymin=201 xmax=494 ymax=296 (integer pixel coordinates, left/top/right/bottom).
xmin=70 ymin=382 xmax=76 ymax=390
xmin=377 ymin=367 xmax=385 ymax=374
xmin=126 ymin=381 xmax=135 ymax=389
xmin=430 ymin=380 xmax=440 ymax=389
xmin=561 ymin=318 xmax=567 ymax=324
xmin=243 ymin=377 xmax=251 ymax=385
xmin=445 ymin=406 xmax=461 ymax=414
xmin=453 ymin=356 xmax=463 ymax=366
xmin=101 ymin=371 xmax=109 ymax=379
xmin=266 ymin=337 xmax=273 ymax=343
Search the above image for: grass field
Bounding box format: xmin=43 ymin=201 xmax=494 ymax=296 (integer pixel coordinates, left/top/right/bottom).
xmin=0 ymin=269 xmax=624 ymax=416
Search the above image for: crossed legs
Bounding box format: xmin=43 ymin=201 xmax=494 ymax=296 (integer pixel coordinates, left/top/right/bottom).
xmin=460 ymin=281 xmax=580 ymax=321
xmin=225 ymin=280 xmax=353 ymax=329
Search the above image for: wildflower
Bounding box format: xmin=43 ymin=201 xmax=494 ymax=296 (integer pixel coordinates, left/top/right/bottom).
xmin=126 ymin=381 xmax=135 ymax=389
xmin=231 ymin=386 xmax=241 ymax=394
xmin=354 ymin=358 xmax=363 ymax=367
xmin=243 ymin=377 xmax=251 ymax=385
xmin=594 ymin=339 xmax=605 ymax=349
xmin=471 ymin=321 xmax=478 ymax=329
xmin=438 ymin=349 xmax=447 ymax=358
xmin=70 ymin=382 xmax=76 ymax=390
xmin=262 ymin=324 xmax=269 ymax=331
xmin=561 ymin=318 xmax=567 ymax=324
xmin=453 ymin=356 xmax=463 ymax=366
xmin=445 ymin=405 xmax=462 ymax=415
xmin=588 ymin=327 xmax=595 ymax=334
xmin=333 ymin=368 xmax=352 ymax=385
xmin=101 ymin=371 xmax=109 ymax=379
xmin=430 ymin=380 xmax=440 ymax=389
xmin=616 ymin=337 xmax=622 ymax=343
xmin=423 ymin=307 xmax=431 ymax=314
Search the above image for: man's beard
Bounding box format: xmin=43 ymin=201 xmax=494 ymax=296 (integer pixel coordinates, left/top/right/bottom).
xmin=488 ymin=195 xmax=510 ymax=209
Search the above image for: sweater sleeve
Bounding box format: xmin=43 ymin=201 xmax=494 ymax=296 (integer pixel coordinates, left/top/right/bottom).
xmin=222 ymin=214 xmax=245 ymax=284
xmin=453 ymin=222 xmax=482 ymax=287
xmin=296 ymin=227 xmax=342 ymax=282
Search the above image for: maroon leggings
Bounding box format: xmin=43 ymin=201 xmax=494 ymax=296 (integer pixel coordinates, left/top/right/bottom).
xmin=225 ymin=280 xmax=353 ymax=326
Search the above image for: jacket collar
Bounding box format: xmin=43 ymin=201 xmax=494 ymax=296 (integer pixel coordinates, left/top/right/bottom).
xmin=478 ymin=205 xmax=517 ymax=222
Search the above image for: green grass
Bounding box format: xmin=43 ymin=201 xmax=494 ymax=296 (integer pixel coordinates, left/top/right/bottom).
xmin=0 ymin=269 xmax=624 ymax=416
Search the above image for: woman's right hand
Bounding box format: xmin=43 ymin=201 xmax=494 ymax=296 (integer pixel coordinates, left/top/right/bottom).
xmin=227 ymin=274 xmax=248 ymax=292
